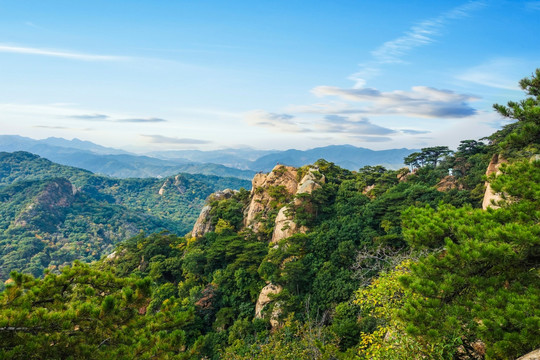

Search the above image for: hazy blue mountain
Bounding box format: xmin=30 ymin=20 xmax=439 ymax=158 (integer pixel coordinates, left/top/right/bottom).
xmin=0 ymin=135 xmax=128 ymax=155
xmin=0 ymin=135 xmax=417 ymax=176
xmin=0 ymin=135 xmax=256 ymax=180
xmin=148 ymin=148 xmax=276 ymax=170
xmin=39 ymin=137 xmax=131 ymax=155
xmin=249 ymin=145 xmax=418 ymax=172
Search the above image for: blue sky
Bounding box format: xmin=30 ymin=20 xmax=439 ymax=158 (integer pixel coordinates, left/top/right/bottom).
xmin=0 ymin=0 xmax=539 ymax=152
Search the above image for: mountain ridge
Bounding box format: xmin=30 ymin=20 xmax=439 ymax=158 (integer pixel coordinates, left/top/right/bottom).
xmin=0 ymin=135 xmax=417 ymax=177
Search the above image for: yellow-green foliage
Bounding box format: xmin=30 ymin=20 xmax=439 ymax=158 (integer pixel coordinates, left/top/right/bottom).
xmin=355 ymin=261 xmax=456 ymax=360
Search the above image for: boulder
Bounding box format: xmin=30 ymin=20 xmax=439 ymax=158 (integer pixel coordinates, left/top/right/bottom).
xmin=517 ymin=349 xmax=540 ymax=360
xmin=255 ymin=283 xmax=283 ymax=328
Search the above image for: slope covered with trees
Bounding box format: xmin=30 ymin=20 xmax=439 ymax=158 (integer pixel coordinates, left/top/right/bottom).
xmin=1 ymin=70 xmax=538 ymax=359
xmin=0 ymin=152 xmax=250 ymax=286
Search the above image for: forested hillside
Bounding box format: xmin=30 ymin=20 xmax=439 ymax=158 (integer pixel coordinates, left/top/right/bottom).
xmin=0 ymin=70 xmax=538 ymax=359
xmin=0 ymin=152 xmax=250 ymax=286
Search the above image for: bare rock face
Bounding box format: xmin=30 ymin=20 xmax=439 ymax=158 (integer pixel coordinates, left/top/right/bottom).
xmin=159 ymin=175 xmax=187 ymax=196
xmin=516 ymin=348 xmax=540 ymax=360
xmin=482 ymin=154 xmax=507 ymax=210
xmin=271 ymin=207 xmax=305 ymax=244
xmin=158 ymin=178 xmax=171 ymax=196
xmin=436 ymin=175 xmax=464 ymax=192
xmin=397 ymin=168 xmax=411 ymax=182
xmin=244 ymin=165 xmax=299 ymax=233
xmin=190 ymin=205 xmax=213 ymax=238
xmin=362 ymin=184 xmax=375 ymax=196
xmin=189 ymin=189 xmax=237 ymax=238
xmin=270 ymin=169 xmax=323 ymax=244
xmin=255 ymin=283 xmax=283 ymax=327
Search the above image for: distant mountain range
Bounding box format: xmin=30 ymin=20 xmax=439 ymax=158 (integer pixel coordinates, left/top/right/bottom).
xmin=0 ymin=135 xmax=417 ymax=177
xmin=0 ymin=135 xmax=257 ymax=180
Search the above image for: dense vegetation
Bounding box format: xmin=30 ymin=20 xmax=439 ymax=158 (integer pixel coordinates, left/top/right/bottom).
xmin=0 ymin=152 xmax=250 ymax=286
xmin=1 ymin=70 xmax=539 ymax=359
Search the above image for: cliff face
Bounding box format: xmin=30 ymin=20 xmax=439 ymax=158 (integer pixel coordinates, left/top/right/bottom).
xmin=271 ymin=168 xmax=324 ymax=244
xmin=158 ymin=174 xmax=187 ymax=196
xmin=482 ymin=154 xmax=507 ymax=210
xmin=190 ymin=164 xmax=324 ymax=241
xmin=243 ymin=165 xmax=299 ymax=233
xmin=189 ymin=189 xmax=237 ymax=238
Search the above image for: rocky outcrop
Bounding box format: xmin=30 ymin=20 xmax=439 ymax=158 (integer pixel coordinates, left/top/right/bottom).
xmin=397 ymin=168 xmax=411 ymax=182
xmin=271 ymin=169 xmax=324 ymax=244
xmin=516 ymin=348 xmax=540 ymax=360
xmin=482 ymin=154 xmax=507 ymax=210
xmin=271 ymin=207 xmax=305 ymax=244
xmin=244 ymin=165 xmax=299 ymax=233
xmin=189 ymin=189 xmax=237 ymax=238
xmin=255 ymin=283 xmax=283 ymax=327
xmin=362 ymin=184 xmax=375 ymax=196
xmin=436 ymin=175 xmax=464 ymax=192
xmin=158 ymin=175 xmax=187 ymax=196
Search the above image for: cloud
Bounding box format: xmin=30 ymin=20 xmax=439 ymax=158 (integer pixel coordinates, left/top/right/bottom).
xmin=347 ymin=135 xmax=393 ymax=142
xmin=245 ymin=110 xmax=310 ymax=133
xmin=350 ymin=1 xmax=485 ymax=86
xmin=141 ymin=134 xmax=211 ymax=145
xmin=318 ymin=115 xmax=397 ymax=135
xmin=456 ymin=58 xmax=529 ymax=90
xmin=68 ymin=114 xmax=167 ymax=123
xmin=0 ymin=44 xmax=128 ymax=61
xmin=68 ymin=114 xmax=110 ymax=120
xmin=25 ymin=22 xmax=42 ymax=29
xmin=33 ymin=125 xmax=69 ymax=129
xmin=312 ymin=85 xmax=478 ymax=118
xmin=526 ymin=1 xmax=540 ymax=10
xmin=401 ymin=129 xmax=431 ymax=135
xmin=116 ymin=117 xmax=167 ymax=123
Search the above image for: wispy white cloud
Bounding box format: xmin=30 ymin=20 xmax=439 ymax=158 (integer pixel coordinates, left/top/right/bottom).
xmin=456 ymin=58 xmax=529 ymax=90
xmin=33 ymin=125 xmax=69 ymax=129
xmin=24 ymin=21 xmax=42 ymax=29
xmin=141 ymin=134 xmax=211 ymax=145
xmin=116 ymin=117 xmax=167 ymax=123
xmin=69 ymin=114 xmax=110 ymax=120
xmin=311 ymin=85 xmax=478 ymax=118
xmin=350 ymin=1 xmax=486 ymax=86
xmin=0 ymin=44 xmax=128 ymax=61
xmin=347 ymin=135 xmax=393 ymax=142
xmin=525 ymin=1 xmax=540 ymax=10
xmin=401 ymin=129 xmax=431 ymax=135
xmin=245 ymin=110 xmax=310 ymax=133
xmin=317 ymin=115 xmax=397 ymax=135
xmin=68 ymin=114 xmax=167 ymax=123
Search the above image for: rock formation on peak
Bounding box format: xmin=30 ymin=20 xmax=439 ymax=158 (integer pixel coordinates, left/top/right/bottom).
xmin=243 ymin=165 xmax=299 ymax=233
xmin=271 ymin=168 xmax=324 ymax=244
xmin=189 ymin=189 xmax=237 ymax=238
